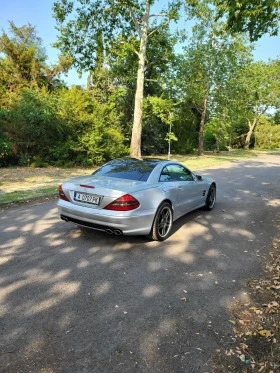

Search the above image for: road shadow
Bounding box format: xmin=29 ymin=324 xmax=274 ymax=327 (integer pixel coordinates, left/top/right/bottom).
xmin=0 ymin=157 xmax=279 ymax=373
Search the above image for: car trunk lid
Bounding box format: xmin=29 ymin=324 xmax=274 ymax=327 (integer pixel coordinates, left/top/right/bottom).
xmin=62 ymin=175 xmax=146 ymax=209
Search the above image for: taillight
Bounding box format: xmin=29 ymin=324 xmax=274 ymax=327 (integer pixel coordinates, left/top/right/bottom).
xmin=104 ymin=194 xmax=140 ymax=211
xmin=59 ymin=184 xmax=70 ymax=202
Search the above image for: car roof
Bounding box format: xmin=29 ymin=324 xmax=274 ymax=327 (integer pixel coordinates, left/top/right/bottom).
xmin=104 ymin=157 xmax=175 ymax=169
xmin=97 ymin=158 xmax=181 ymax=182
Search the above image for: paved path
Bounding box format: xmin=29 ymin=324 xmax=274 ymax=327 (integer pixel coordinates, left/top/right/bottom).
xmin=0 ymin=154 xmax=279 ymax=373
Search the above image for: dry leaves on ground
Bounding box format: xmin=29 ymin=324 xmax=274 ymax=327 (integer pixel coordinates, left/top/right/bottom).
xmin=212 ymin=236 xmax=280 ymax=373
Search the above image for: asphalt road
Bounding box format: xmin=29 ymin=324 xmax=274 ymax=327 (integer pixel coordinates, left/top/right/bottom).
xmin=0 ymin=154 xmax=279 ymax=373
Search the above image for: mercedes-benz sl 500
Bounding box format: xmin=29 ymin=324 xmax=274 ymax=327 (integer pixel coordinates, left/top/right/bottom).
xmin=58 ymin=158 xmax=216 ymax=241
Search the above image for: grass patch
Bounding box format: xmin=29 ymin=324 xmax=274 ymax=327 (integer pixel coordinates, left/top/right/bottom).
xmin=0 ymin=186 xmax=58 ymax=205
xmin=0 ymin=166 xmax=93 ymax=206
xmin=152 ymin=149 xmax=263 ymax=170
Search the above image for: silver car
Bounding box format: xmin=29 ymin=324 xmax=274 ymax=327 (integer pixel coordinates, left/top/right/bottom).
xmin=58 ymin=158 xmax=216 ymax=241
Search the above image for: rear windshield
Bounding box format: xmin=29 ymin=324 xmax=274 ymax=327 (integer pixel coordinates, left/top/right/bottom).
xmin=92 ymin=159 xmax=158 ymax=181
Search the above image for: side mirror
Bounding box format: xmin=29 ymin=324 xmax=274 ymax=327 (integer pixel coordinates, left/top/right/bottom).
xmin=196 ymin=175 xmax=203 ymax=181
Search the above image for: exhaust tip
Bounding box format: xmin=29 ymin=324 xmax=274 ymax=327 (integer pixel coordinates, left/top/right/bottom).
xmin=105 ymin=228 xmax=123 ymax=235
xmin=61 ymin=215 xmax=69 ymax=222
xmin=105 ymin=228 xmax=114 ymax=235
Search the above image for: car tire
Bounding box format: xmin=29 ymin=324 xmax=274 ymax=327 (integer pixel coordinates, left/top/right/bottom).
xmin=149 ymin=202 xmax=173 ymax=241
xmin=204 ymin=184 xmax=216 ymax=210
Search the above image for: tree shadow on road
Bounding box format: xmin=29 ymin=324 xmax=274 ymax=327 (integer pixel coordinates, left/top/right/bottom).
xmin=0 ymin=159 xmax=279 ymax=373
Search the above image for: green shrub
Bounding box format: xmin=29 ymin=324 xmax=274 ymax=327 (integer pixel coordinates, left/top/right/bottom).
xmin=0 ymin=132 xmax=17 ymax=167
xmin=1 ymin=88 xmax=66 ymax=161
xmin=55 ymin=88 xmax=129 ymax=165
xmin=77 ymin=101 xmax=129 ymax=165
xmin=255 ymin=121 xmax=280 ymax=149
xmin=30 ymin=156 xmax=48 ymax=168
xmin=18 ymin=153 xmax=31 ymax=166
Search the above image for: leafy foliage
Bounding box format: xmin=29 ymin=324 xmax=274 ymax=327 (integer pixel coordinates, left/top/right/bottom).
xmin=255 ymin=117 xmax=280 ymax=149
xmin=225 ymin=59 xmax=280 ymax=147
xmin=0 ymin=13 xmax=279 ymax=169
xmin=0 ymin=123 xmax=15 ymax=166
xmin=0 ymin=21 xmax=71 ymax=109
xmin=49 ymin=87 xmax=129 ymax=165
xmin=0 ymin=88 xmax=64 ymax=163
xmin=174 ymin=7 xmax=253 ymax=154
xmin=215 ymin=0 xmax=280 ymax=41
xmin=0 ymin=85 xmax=129 ymax=167
xmin=53 ymin=0 xmax=183 ymax=157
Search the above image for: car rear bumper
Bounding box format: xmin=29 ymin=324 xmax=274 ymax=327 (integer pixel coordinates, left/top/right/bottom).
xmin=58 ymin=200 xmax=156 ymax=235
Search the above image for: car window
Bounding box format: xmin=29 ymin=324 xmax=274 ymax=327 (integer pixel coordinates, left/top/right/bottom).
xmin=92 ymin=159 xmax=158 ymax=181
xmin=160 ymin=164 xmax=193 ymax=182
xmin=159 ymin=167 xmax=172 ymax=182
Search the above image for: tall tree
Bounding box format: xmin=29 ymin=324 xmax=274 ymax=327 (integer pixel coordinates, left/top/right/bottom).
xmin=0 ymin=21 xmax=47 ymax=85
xmin=108 ymin=24 xmax=178 ymax=153
xmin=228 ymin=60 xmax=280 ymax=148
xmin=176 ymin=6 xmax=252 ymax=155
xmin=53 ymin=0 xmax=182 ymax=158
xmin=0 ymin=22 xmax=71 ymax=107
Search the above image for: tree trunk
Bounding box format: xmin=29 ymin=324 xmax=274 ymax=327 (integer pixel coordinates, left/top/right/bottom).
xmin=198 ymin=94 xmax=208 ymax=156
xmin=130 ymin=2 xmax=150 ymax=159
xmin=245 ymin=117 xmax=259 ymax=148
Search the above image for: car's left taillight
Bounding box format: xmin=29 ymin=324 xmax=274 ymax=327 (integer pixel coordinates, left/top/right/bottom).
xmin=104 ymin=194 xmax=140 ymax=211
xmin=59 ymin=184 xmax=70 ymax=202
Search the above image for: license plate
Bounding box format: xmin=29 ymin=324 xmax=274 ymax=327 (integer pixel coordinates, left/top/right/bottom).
xmin=74 ymin=192 xmax=100 ymax=205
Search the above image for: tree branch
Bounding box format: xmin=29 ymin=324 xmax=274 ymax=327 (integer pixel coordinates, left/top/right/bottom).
xmin=133 ymin=49 xmax=140 ymax=58
xmin=246 ymin=118 xmax=253 ymax=129
xmin=261 ymin=105 xmax=269 ymax=115
xmin=149 ymin=13 xmax=168 ymax=18
xmin=148 ymin=20 xmax=169 ymax=37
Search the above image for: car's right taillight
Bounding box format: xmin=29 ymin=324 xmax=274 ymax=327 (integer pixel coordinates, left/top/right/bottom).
xmin=59 ymin=184 xmax=70 ymax=202
xmin=104 ymin=194 xmax=140 ymax=211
